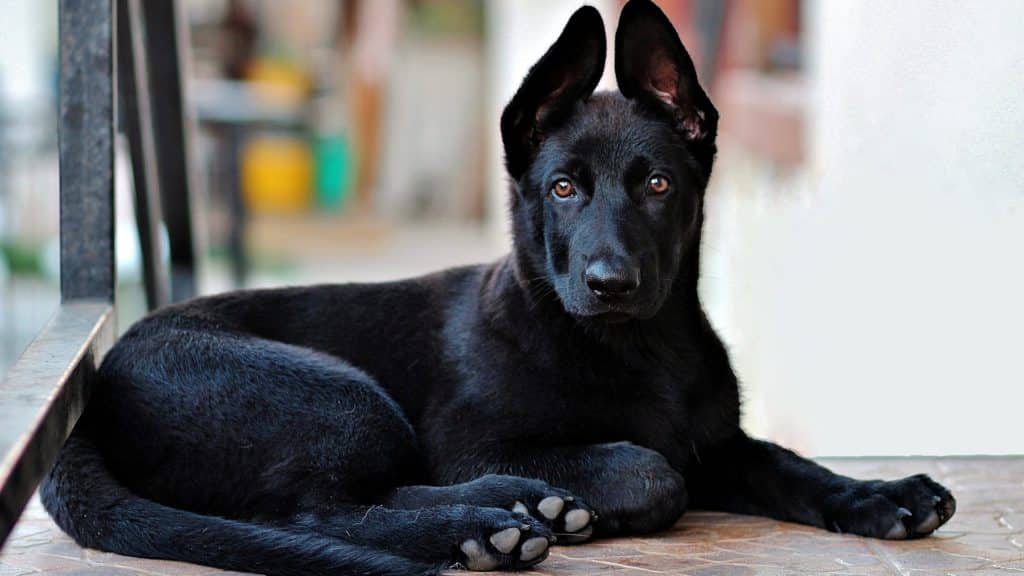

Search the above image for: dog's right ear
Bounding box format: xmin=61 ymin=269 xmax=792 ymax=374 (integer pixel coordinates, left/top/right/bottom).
xmin=615 ymin=0 xmax=718 ymax=175
xmin=500 ymin=6 xmax=606 ymax=181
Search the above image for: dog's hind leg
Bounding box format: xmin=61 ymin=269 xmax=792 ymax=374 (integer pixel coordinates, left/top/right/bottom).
xmin=291 ymin=503 xmax=554 ymax=571
xmin=51 ymin=316 xmax=558 ymax=572
xmin=43 ymin=429 xmax=442 ymax=576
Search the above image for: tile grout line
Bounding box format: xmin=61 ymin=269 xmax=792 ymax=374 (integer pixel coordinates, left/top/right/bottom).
xmin=588 ymin=559 xmax=670 ymax=574
xmin=864 ymin=540 xmax=911 ymax=576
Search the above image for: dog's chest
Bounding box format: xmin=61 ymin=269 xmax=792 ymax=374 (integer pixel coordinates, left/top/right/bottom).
xmin=492 ymin=353 xmax=702 ymax=468
xmin=438 ymin=306 xmax=734 ymax=469
xmin=577 ymin=364 xmax=698 ymax=466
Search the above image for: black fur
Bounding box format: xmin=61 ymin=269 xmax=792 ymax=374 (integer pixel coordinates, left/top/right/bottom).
xmin=42 ymin=1 xmax=956 ymax=574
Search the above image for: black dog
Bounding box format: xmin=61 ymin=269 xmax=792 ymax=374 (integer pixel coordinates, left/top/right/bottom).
xmin=42 ymin=2 xmax=956 ymax=575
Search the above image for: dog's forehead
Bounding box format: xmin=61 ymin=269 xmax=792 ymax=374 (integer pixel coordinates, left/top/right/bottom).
xmin=555 ymin=92 xmax=680 ymax=168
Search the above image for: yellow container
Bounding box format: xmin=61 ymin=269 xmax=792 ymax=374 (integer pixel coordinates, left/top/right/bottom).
xmin=241 ymin=135 xmax=314 ymax=214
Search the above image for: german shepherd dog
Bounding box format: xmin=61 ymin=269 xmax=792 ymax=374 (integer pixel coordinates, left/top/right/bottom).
xmin=42 ymin=2 xmax=956 ymax=574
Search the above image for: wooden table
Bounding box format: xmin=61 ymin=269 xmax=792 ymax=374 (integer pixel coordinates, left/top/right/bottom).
xmin=2 ymin=458 xmax=1020 ymax=575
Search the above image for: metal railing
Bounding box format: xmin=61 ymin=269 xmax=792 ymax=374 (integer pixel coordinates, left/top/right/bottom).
xmin=0 ymin=0 xmax=198 ymax=547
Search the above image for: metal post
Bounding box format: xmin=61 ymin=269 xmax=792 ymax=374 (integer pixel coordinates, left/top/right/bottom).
xmin=118 ymin=0 xmax=170 ymax=310
xmin=59 ymin=0 xmax=117 ymax=303
xmin=142 ymin=0 xmax=200 ymax=301
xmin=0 ymin=0 xmax=118 ymax=547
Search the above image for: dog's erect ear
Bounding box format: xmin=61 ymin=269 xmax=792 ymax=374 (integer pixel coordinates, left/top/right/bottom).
xmin=501 ymin=6 xmax=606 ymax=180
xmin=615 ymin=0 xmax=718 ymax=171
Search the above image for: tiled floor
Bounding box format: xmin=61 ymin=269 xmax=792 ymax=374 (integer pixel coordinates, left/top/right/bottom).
xmin=2 ymin=458 xmax=1021 ymax=575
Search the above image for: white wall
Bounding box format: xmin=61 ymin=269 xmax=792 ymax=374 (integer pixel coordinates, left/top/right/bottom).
xmin=708 ymin=1 xmax=1024 ymax=455
xmin=0 ymin=0 xmax=56 ymax=109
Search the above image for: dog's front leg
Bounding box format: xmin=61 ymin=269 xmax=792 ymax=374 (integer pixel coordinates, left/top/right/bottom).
xmin=687 ymin=432 xmax=956 ymax=539
xmin=456 ymin=441 xmax=689 ymax=537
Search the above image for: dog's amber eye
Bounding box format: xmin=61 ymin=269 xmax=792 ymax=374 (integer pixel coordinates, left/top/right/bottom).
xmin=551 ymin=178 xmax=575 ymax=198
xmin=648 ymin=175 xmax=670 ymax=195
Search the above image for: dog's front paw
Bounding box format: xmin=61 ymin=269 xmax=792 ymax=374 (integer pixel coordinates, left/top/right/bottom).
xmin=512 ymin=492 xmax=597 ymax=544
xmin=464 ymin=474 xmax=597 ymax=543
xmin=828 ymin=474 xmax=956 ymax=539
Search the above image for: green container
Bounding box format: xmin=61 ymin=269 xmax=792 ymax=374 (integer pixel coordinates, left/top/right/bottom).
xmin=313 ymin=134 xmax=353 ymax=210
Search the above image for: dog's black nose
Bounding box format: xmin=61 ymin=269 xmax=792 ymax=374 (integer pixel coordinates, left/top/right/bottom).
xmin=584 ymin=260 xmax=640 ymax=300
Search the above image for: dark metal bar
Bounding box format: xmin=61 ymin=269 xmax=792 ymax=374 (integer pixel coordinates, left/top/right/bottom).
xmin=59 ymin=0 xmax=117 ymax=303
xmin=0 ymin=0 xmax=118 ymax=548
xmin=142 ymin=0 xmax=200 ymax=301
xmin=224 ymin=125 xmax=248 ymax=287
xmin=0 ymin=304 xmax=115 ymax=547
xmin=118 ymin=0 xmax=170 ymax=310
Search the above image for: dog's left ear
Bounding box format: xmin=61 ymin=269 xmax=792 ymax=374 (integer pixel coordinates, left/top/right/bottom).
xmin=615 ymin=0 xmax=718 ymax=173
xmin=501 ymin=6 xmax=606 ymax=181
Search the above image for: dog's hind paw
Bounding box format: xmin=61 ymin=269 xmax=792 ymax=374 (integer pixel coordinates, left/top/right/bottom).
xmin=457 ymin=516 xmax=554 ymax=571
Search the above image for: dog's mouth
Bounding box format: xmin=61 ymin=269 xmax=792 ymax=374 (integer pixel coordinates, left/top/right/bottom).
xmin=586 ymin=309 xmax=634 ymax=323
xmin=568 ymin=292 xmax=670 ymax=324
xmin=569 ymin=301 xmax=649 ymax=324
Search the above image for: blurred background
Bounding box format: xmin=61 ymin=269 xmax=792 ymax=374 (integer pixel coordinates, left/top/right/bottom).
xmin=0 ymin=0 xmax=1021 ymax=456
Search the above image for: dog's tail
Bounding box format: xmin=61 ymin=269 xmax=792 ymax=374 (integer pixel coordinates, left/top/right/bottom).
xmin=40 ymin=427 xmax=441 ymax=576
